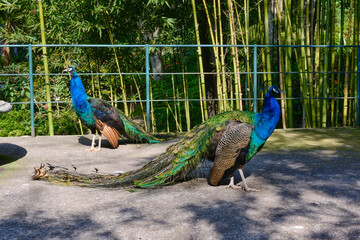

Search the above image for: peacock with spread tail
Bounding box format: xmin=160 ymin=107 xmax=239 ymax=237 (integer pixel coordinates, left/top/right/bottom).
xmin=33 ymin=86 xmax=284 ymax=191
xmin=64 ymin=66 xmax=160 ymax=151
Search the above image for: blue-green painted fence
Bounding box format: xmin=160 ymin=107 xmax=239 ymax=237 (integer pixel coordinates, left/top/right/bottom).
xmin=1 ymin=44 xmax=360 ymax=137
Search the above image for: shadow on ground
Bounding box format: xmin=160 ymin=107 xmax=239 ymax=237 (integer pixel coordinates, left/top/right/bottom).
xmin=0 ymin=210 xmax=118 ymax=240
xmin=182 ymin=149 xmax=360 ymax=239
xmin=77 ymin=136 xmax=129 ymax=149
xmin=0 ymin=143 xmax=27 ymax=165
xmin=2 ymin=149 xmax=359 ymax=239
xmin=0 ymin=129 xmax=359 ymax=239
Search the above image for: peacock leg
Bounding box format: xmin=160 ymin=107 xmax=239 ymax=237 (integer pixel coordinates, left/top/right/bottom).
xmin=227 ymin=176 xmax=243 ymax=190
xmin=239 ymin=168 xmax=261 ymax=192
xmin=97 ymin=134 xmax=102 ymax=151
xmin=90 ymin=132 xmax=101 ymax=152
xmin=84 ymin=134 xmax=96 ymax=151
xmin=85 ymin=133 xmax=101 ymax=152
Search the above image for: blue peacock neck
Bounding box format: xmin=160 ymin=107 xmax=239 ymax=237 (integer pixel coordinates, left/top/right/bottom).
xmin=245 ymin=91 xmax=281 ymax=161
xmin=69 ymin=70 xmax=90 ymax=112
xmin=254 ymin=92 xmax=281 ymax=140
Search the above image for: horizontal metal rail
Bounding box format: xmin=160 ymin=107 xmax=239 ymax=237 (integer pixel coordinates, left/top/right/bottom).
xmin=2 ymin=71 xmax=358 ymax=78
xmin=1 ymin=44 xmax=360 ymax=48
xmin=9 ymin=96 xmax=359 ymax=105
xmin=0 ymin=43 xmax=359 ymax=136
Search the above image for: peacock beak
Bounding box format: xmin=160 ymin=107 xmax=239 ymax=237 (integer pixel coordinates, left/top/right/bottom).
xmin=280 ymin=89 xmax=286 ymax=93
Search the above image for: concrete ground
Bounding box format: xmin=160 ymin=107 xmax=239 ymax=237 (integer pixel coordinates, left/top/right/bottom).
xmin=0 ymin=128 xmax=359 ymax=240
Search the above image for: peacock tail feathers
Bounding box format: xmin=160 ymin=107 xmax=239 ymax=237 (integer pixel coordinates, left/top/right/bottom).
xmin=116 ymin=108 xmax=161 ymax=144
xmin=33 ymin=110 xmax=256 ymax=188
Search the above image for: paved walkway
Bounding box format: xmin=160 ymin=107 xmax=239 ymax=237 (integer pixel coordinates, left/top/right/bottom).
xmin=0 ymin=128 xmax=359 ymax=239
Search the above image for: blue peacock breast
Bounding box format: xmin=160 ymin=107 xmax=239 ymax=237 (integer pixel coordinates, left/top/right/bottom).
xmin=72 ymin=99 xmax=96 ymax=127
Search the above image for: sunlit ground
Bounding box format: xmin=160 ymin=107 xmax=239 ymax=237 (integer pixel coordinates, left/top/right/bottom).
xmin=0 ymin=128 xmax=359 ymax=239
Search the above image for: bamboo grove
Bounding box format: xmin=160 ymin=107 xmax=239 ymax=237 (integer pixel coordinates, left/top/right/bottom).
xmin=0 ymin=0 xmax=359 ymax=137
xmin=191 ymin=0 xmax=360 ymax=129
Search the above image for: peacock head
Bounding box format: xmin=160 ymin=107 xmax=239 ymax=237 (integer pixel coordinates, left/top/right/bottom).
xmin=63 ymin=66 xmax=76 ymax=76
xmin=267 ymin=86 xmax=286 ymax=97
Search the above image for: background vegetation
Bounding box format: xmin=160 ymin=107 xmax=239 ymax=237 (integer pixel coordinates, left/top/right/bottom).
xmin=0 ymin=0 xmax=359 ymax=136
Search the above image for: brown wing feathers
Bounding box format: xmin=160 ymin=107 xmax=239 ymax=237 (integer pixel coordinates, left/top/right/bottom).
xmin=209 ymin=122 xmax=253 ymax=186
xmin=95 ymin=119 xmax=120 ymax=148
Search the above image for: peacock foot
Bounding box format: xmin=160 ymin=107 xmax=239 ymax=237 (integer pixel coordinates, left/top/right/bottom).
xmin=227 ymin=183 xmax=243 ymax=190
xmin=227 ymin=183 xmax=261 ymax=192
xmin=243 ymin=187 xmax=261 ymax=192
xmin=84 ymin=148 xmax=101 ymax=152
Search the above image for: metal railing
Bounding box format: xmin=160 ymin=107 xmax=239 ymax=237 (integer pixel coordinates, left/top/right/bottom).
xmin=1 ymin=44 xmax=360 ymax=137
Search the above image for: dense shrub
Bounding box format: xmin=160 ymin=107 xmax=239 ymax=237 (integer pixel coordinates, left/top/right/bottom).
xmin=0 ymin=108 xmax=86 ymax=137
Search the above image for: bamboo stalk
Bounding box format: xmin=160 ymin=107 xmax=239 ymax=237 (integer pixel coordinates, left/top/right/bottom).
xmin=258 ymin=2 xmax=266 ymax=112
xmin=191 ymin=0 xmax=208 ymax=120
xmin=284 ymin=0 xmax=293 ymax=127
xmin=202 ymin=0 xmax=222 ymax=112
xmin=330 ymin=0 xmax=336 ymax=127
xmin=233 ymin=0 xmax=246 ymax=110
xmin=276 ymin=0 xmax=286 ymax=129
xmin=78 ymin=119 xmax=84 ymax=135
xmin=349 ymin=0 xmax=359 ymax=126
xmin=96 ymin=63 xmax=102 ymax=99
xmin=38 ymin=0 xmax=54 ymax=136
xmin=263 ymin=0 xmax=272 ymax=86
xmin=343 ymin=0 xmax=354 ymax=126
xmin=110 ymin=83 xmax=114 ymax=107
xmin=198 ymin=77 xmax=205 ymax=122
xmin=353 ymin=0 xmax=359 ymax=125
xmin=305 ymin=0 xmax=315 ymax=127
xmin=183 ymin=78 xmax=191 ymax=132
xmin=217 ymin=0 xmax=229 ymax=112
xmin=298 ymin=0 xmax=310 ymax=127
xmin=244 ymin=0 xmax=252 ymax=110
xmin=336 ymin=42 xmax=342 ymax=127
xmin=171 ymin=74 xmax=182 ymax=132
xmin=105 ymin=19 xmax=127 ymax=114
xmin=166 ymin=108 xmax=169 ymax=133
xmin=176 ymin=88 xmax=182 ymax=132
xmin=228 ymin=0 xmax=239 ymax=110
xmin=212 ymin=0 xmax=222 ymax=113
xmin=150 ymin=81 xmax=156 ymax=133
xmin=320 ymin=0 xmax=331 ymax=127
xmin=336 ymin=0 xmax=345 ymax=127
xmin=182 ymin=61 xmax=191 ymax=132
xmin=349 ymin=48 xmax=355 ymax=125
xmin=89 ymin=63 xmax=96 ymax=98
xmin=131 ymin=75 xmax=147 ymax=131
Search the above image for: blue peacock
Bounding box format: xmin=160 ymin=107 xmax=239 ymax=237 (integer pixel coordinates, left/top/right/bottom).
xmin=64 ymin=66 xmax=160 ymax=151
xmin=34 ymin=86 xmax=284 ymax=191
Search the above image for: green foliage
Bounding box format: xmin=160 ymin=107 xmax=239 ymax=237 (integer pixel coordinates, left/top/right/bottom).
xmin=0 ymin=108 xmax=85 ymax=136
xmin=0 ymin=0 xmax=359 ymax=136
xmin=0 ymin=109 xmax=31 ymax=136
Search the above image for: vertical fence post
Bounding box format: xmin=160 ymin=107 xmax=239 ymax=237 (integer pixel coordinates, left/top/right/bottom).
xmin=357 ymin=46 xmax=360 ymax=127
xmin=253 ymin=45 xmax=258 ymax=113
xmin=145 ymin=44 xmax=150 ymax=133
xmin=28 ymin=44 xmax=35 ymax=137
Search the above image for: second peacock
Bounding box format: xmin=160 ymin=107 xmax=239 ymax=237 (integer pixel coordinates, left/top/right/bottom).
xmin=64 ymin=65 xmax=160 ymax=151
xmin=34 ymin=86 xmax=284 ymax=191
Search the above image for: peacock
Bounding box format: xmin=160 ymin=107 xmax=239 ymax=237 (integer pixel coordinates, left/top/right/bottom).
xmin=63 ymin=66 xmax=160 ymax=151
xmin=33 ymin=86 xmax=284 ymax=191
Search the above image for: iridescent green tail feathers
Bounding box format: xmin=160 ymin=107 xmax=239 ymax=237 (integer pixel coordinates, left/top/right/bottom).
xmin=116 ymin=109 xmax=161 ymax=144
xmin=33 ymin=111 xmax=256 ymax=188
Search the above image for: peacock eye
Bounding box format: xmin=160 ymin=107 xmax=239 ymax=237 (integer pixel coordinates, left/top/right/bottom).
xmin=273 ymin=88 xmax=279 ymax=93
